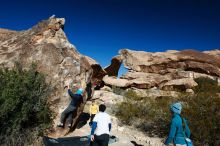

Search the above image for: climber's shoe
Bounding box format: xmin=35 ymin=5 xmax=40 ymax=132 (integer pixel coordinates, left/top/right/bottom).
xmin=57 ymin=123 xmax=64 ymax=128
xmin=67 ymin=124 xmax=71 ymax=128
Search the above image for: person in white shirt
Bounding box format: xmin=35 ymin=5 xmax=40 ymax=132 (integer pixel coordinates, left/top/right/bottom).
xmin=90 ymin=104 xmax=111 ymax=146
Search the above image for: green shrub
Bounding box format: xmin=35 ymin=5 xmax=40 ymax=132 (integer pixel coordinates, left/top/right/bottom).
xmin=181 ymin=77 xmax=220 ymax=146
xmin=112 ymin=85 xmax=125 ymax=95
xmin=115 ymin=89 xmax=174 ymax=137
xmin=194 ymin=77 xmax=220 ymax=93
xmin=0 ymin=63 xmax=53 ymax=146
xmin=115 ymin=77 xmax=220 ymax=146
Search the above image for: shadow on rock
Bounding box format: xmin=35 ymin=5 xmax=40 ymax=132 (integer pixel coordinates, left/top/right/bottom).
xmin=130 ymin=140 xmax=144 ymax=146
xmin=43 ymin=136 xmax=90 ymax=146
xmin=76 ymin=112 xmax=90 ymax=129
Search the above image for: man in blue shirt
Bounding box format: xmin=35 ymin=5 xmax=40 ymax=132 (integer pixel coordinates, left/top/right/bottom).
xmin=57 ymin=85 xmax=83 ymax=128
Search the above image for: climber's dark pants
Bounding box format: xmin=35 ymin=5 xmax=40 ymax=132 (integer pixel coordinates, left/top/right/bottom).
xmin=60 ymin=105 xmax=76 ymax=125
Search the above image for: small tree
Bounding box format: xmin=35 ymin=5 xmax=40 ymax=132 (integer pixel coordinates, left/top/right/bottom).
xmin=0 ymin=63 xmax=53 ymax=146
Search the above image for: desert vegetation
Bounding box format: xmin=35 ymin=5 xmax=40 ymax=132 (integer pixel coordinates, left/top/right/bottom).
xmin=115 ymin=77 xmax=220 ymax=146
xmin=0 ymin=63 xmax=53 ymax=146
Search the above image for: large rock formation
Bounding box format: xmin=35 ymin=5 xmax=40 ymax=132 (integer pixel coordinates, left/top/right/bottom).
xmin=101 ymin=49 xmax=220 ymax=98
xmin=120 ymin=49 xmax=220 ymax=76
xmin=118 ymin=49 xmax=220 ymax=90
xmin=0 ymin=16 xmax=96 ymax=137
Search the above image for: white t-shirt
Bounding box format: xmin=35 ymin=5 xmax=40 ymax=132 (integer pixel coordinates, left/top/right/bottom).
xmin=93 ymin=112 xmax=111 ymax=136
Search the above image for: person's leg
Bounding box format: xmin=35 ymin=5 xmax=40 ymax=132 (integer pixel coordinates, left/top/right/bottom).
xmin=92 ymin=135 xmax=100 ymax=146
xmin=97 ymin=134 xmax=109 ymax=146
xmin=66 ymin=112 xmax=73 ymax=127
xmin=91 ymin=114 xmax=95 ymax=121
xmin=59 ymin=105 xmax=75 ymax=125
xmin=89 ymin=114 xmax=95 ymax=126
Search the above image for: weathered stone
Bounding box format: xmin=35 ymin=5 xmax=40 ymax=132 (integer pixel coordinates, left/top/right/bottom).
xmin=120 ymin=49 xmax=220 ymax=77
xmin=131 ymin=88 xmax=180 ymax=98
xmin=121 ymin=71 xmax=172 ymax=89
xmin=84 ymin=56 xmax=106 ymax=83
xmin=104 ymin=55 xmax=122 ymax=77
xmin=100 ymin=85 xmax=113 ymax=92
xmin=186 ymin=89 xmax=194 ymax=94
xmin=103 ymin=75 xmax=131 ymax=87
xmin=0 ymin=28 xmax=17 ymax=41
xmin=93 ymin=90 xmax=124 ymax=106
xmin=0 ymin=17 xmax=95 ymax=137
xmin=161 ymin=78 xmax=198 ymax=91
xmin=203 ymin=49 xmax=220 ymax=58
xmin=117 ymin=49 xmax=220 ymax=90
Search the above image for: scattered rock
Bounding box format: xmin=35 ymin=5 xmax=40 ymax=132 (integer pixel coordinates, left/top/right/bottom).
xmin=93 ymin=90 xmax=124 ymax=106
xmin=131 ymin=88 xmax=180 ymax=98
xmin=161 ymin=78 xmax=198 ymax=91
xmin=103 ymin=75 xmax=131 ymax=87
xmin=186 ymin=89 xmax=194 ymax=94
xmin=100 ymin=85 xmax=113 ymax=92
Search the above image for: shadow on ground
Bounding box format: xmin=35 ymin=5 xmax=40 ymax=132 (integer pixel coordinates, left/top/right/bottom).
xmin=43 ymin=136 xmax=90 ymax=146
xmin=43 ymin=135 xmax=119 ymax=146
xmin=130 ymin=141 xmax=144 ymax=146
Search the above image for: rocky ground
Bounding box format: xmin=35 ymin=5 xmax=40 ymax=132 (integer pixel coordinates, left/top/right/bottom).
xmin=79 ymin=87 xmax=169 ymax=146
xmin=66 ymin=97 xmax=165 ymax=146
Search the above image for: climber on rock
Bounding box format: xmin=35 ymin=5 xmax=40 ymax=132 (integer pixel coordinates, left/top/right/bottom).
xmin=57 ymin=85 xmax=84 ymax=128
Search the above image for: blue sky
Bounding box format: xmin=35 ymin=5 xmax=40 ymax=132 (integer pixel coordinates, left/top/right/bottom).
xmin=1 ymin=0 xmax=220 ymax=76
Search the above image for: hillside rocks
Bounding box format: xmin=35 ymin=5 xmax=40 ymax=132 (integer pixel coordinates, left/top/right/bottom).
xmin=0 ymin=17 xmax=95 ymax=137
xmin=131 ymin=88 xmax=180 ymax=99
xmin=103 ymin=49 xmax=220 ymax=92
xmin=93 ymin=89 xmax=124 ymax=107
xmin=0 ymin=28 xmax=17 ymax=40
xmin=120 ymin=49 xmax=220 ymax=76
xmin=103 ymin=75 xmax=131 ymax=87
xmin=161 ymin=78 xmax=198 ymax=91
xmin=121 ymin=71 xmax=173 ymax=89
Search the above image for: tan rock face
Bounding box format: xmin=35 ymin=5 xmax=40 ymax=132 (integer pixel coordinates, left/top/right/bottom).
xmin=131 ymin=88 xmax=180 ymax=99
xmin=120 ymin=49 xmax=220 ymax=76
xmin=117 ymin=49 xmax=220 ymax=91
xmin=161 ymin=78 xmax=198 ymax=91
xmin=0 ymin=28 xmax=17 ymax=41
xmin=121 ymin=71 xmax=172 ymax=89
xmin=0 ymin=17 xmax=95 ymax=137
xmin=103 ymin=75 xmax=131 ymax=87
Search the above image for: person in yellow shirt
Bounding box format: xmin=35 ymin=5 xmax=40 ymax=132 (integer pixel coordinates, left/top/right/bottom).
xmin=89 ymin=100 xmax=99 ymax=126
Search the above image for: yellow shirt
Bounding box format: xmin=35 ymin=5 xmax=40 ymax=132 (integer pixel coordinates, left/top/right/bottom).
xmin=90 ymin=104 xmax=98 ymax=115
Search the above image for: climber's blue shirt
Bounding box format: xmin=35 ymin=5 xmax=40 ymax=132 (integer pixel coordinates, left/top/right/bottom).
xmin=165 ymin=113 xmax=191 ymax=145
xmin=68 ymin=89 xmax=83 ymax=107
